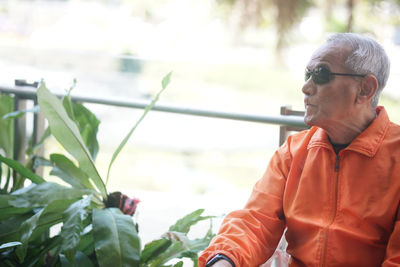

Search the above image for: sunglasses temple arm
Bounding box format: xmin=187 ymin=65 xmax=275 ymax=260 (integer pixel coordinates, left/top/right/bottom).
xmin=330 ymin=72 xmax=366 ymax=77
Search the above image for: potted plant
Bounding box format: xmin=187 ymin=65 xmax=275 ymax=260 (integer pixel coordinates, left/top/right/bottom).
xmin=0 ymin=73 xmax=214 ymax=266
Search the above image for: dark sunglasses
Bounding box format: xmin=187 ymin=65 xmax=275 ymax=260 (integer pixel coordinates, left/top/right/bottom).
xmin=305 ymin=65 xmax=366 ymax=85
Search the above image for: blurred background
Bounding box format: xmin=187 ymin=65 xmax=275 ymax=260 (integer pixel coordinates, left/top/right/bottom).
xmin=1 ymin=0 xmax=399 ymax=246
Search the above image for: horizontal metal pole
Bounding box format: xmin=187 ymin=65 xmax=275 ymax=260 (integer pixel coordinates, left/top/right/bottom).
xmin=0 ymin=85 xmax=306 ymax=128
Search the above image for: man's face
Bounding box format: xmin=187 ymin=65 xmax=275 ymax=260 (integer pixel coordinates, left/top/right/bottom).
xmin=302 ymin=43 xmax=361 ymax=129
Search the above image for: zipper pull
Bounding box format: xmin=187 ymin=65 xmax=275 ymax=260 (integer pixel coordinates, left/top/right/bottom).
xmin=334 ymin=154 xmax=339 ymax=172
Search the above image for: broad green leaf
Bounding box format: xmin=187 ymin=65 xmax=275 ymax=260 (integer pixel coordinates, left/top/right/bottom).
xmin=62 ymin=93 xmax=76 ymax=122
xmin=0 ymin=205 xmax=32 ymax=220
xmin=146 ymin=231 xmax=211 ymax=267
xmin=15 ymin=198 xmax=79 ymax=262
xmin=106 ymin=71 xmax=172 ymax=184
xmin=169 ymin=209 xmax=213 ymax=234
xmin=144 ymin=209 xmax=214 ymax=267
xmin=76 ymin=225 xmax=95 ymax=256
xmin=76 ymin=226 xmax=95 ymax=255
xmin=0 ymin=194 xmax=33 ymax=218
xmin=62 ymin=93 xmax=100 ymax=160
xmin=15 ymin=208 xmax=44 ymax=261
xmin=0 ymin=93 xmax=14 ymax=157
xmin=23 ymin=236 xmax=61 ymax=267
xmin=60 ymin=196 xmax=92 ymax=263
xmin=30 ymin=198 xmax=78 ymax=239
xmin=0 ymin=198 xmax=76 ymax=247
xmin=68 ymin=102 xmax=100 ymax=160
xmin=0 ymin=154 xmax=45 ymax=184
xmin=0 ymin=214 xmax=32 ymax=243
xmin=0 ymin=241 xmax=22 ymax=251
xmin=9 ymin=182 xmax=91 ymax=208
xmin=2 ymin=105 xmax=40 ymax=119
xmin=141 ymin=238 xmax=172 ymax=264
xmin=37 ymin=83 xmax=107 ymax=198
xmin=50 ymin=154 xmax=95 ymax=190
xmin=93 ymin=208 xmax=140 ymax=267
xmin=61 ymin=79 xmax=78 ymax=121
xmin=60 ymin=251 xmax=94 ymax=267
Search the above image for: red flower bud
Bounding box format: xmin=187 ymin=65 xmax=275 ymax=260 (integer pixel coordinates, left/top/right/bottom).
xmin=105 ymin=192 xmax=140 ymax=216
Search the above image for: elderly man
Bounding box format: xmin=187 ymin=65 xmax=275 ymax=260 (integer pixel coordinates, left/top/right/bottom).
xmin=198 ymin=33 xmax=399 ymax=267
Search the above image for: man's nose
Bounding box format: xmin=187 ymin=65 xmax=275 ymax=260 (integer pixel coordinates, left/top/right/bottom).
xmin=302 ymin=78 xmax=315 ymax=96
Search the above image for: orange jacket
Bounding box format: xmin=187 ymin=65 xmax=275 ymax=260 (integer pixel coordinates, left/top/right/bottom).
xmin=199 ymin=107 xmax=400 ymax=267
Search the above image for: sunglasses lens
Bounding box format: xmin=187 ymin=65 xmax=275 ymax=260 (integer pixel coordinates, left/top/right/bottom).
xmin=304 ymin=69 xmax=312 ymax=82
xmin=313 ymin=66 xmax=331 ymax=85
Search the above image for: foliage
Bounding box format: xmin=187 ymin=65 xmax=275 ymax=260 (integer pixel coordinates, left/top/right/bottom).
xmin=0 ymin=93 xmax=15 ymax=194
xmin=215 ymin=0 xmax=400 ymax=50
xmin=0 ymin=74 xmax=214 ymax=266
xmin=215 ymin=0 xmax=313 ymax=51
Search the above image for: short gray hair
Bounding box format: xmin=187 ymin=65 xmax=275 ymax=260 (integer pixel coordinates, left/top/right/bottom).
xmin=326 ymin=33 xmax=390 ymax=107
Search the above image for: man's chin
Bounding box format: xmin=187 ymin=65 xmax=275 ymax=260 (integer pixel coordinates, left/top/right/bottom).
xmin=303 ymin=116 xmax=316 ymax=127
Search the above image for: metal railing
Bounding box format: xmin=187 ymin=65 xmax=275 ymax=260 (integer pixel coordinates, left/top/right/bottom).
xmin=0 ymin=81 xmax=307 ymax=164
xmin=0 ymin=84 xmax=306 ymax=126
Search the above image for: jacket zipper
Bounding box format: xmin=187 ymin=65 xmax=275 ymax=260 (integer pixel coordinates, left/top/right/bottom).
xmin=321 ymin=154 xmax=340 ymax=267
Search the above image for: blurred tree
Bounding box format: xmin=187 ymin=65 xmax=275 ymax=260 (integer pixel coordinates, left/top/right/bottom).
xmin=216 ymin=0 xmax=400 ymax=52
xmin=273 ymin=0 xmax=312 ymax=54
xmin=217 ymin=0 xmax=312 ymax=53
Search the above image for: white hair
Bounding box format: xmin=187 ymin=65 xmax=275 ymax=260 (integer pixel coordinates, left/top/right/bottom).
xmin=326 ymin=33 xmax=390 ymax=107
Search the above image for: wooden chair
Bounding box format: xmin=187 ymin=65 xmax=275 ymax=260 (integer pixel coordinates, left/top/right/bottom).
xmin=279 ymin=106 xmax=308 ymax=146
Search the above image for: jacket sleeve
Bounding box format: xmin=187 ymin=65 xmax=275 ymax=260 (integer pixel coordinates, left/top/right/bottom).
xmin=198 ymin=142 xmax=291 ymax=267
xmin=382 ymin=206 xmax=400 ymax=266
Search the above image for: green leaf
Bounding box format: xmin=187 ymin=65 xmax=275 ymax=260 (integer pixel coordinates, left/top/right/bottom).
xmin=0 ymin=198 xmax=78 ymax=249
xmin=0 ymin=241 xmax=22 ymax=251
xmin=140 ymin=238 xmax=172 ymax=264
xmin=62 ymin=93 xmax=100 ymax=160
xmin=60 ymin=251 xmax=94 ymax=267
xmin=76 ymin=226 xmax=95 ymax=255
xmin=15 ymin=208 xmax=44 ymax=262
xmin=144 ymin=210 xmax=215 ymax=266
xmin=0 ymin=154 xmax=45 ymax=184
xmin=62 ymin=93 xmax=76 ymax=122
xmin=106 ymin=72 xmax=172 ymax=185
xmin=23 ymin=236 xmax=61 ymax=267
xmin=93 ymin=208 xmax=140 ymax=267
xmin=2 ymin=105 xmax=40 ymax=119
xmin=8 ymin=182 xmax=91 ymax=208
xmin=0 ymin=213 xmax=32 ymax=243
xmin=146 ymin=231 xmax=211 ymax=266
xmin=15 ymin=197 xmax=81 ymax=262
xmin=169 ymin=209 xmax=213 ymax=234
xmin=0 ymin=205 xmax=32 ymax=221
xmin=50 ymin=154 xmax=95 ymax=190
xmin=60 ymin=196 xmax=92 ymax=263
xmin=161 ymin=71 xmax=172 ymax=90
xmin=69 ymin=103 xmax=100 ymax=160
xmin=0 ymin=194 xmax=33 ymax=220
xmin=37 ymin=82 xmax=107 ymax=198
xmin=0 ymin=93 xmax=14 ymax=157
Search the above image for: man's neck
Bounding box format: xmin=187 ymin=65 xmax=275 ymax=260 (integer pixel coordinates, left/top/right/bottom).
xmin=324 ymin=109 xmax=377 ymax=144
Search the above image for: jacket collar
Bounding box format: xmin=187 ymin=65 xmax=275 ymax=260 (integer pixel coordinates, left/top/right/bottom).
xmin=307 ymin=106 xmax=390 ymax=157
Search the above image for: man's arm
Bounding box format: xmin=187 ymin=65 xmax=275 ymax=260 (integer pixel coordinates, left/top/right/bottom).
xmin=198 ymin=142 xmax=291 ymax=267
xmin=382 ymin=207 xmax=400 ymax=266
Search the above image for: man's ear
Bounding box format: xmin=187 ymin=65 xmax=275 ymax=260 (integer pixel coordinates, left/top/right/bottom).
xmin=356 ymin=74 xmax=378 ymax=104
